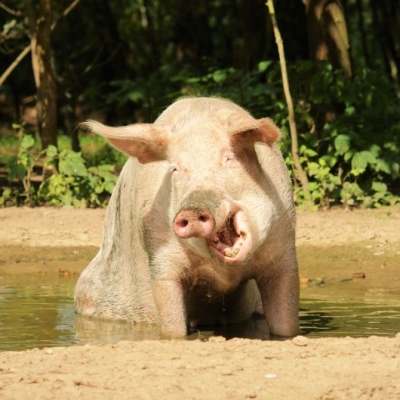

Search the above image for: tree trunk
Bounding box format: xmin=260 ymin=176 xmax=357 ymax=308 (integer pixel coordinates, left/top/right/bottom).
xmin=24 ymin=0 xmax=57 ymax=149
xmin=371 ymin=0 xmax=400 ymax=83
xmin=356 ymin=0 xmax=371 ymax=68
xmin=303 ymin=0 xmax=328 ymax=61
xmin=303 ymin=0 xmax=352 ymax=78
xmin=36 ymin=0 xmax=58 ymax=149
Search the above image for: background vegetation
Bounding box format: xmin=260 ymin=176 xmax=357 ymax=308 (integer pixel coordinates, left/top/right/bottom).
xmin=0 ymin=0 xmax=399 ymax=208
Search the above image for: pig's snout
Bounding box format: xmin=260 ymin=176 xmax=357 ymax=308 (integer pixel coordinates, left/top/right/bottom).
xmin=173 ymin=208 xmax=215 ymax=239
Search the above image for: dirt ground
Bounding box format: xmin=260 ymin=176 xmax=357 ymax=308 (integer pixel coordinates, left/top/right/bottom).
xmin=0 ymin=206 xmax=399 ymax=400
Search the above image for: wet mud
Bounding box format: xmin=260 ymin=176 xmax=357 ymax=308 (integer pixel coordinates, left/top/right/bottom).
xmin=0 ymin=243 xmax=399 ymax=351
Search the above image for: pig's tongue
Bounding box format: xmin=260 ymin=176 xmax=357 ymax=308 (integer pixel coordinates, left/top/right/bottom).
xmin=208 ymin=210 xmax=252 ymax=265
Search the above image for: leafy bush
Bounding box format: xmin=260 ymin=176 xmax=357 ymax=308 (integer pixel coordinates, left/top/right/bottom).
xmin=288 ymin=61 xmax=400 ymax=207
xmin=1 ymin=61 xmax=399 ymax=209
xmin=1 ymin=136 xmax=117 ymax=207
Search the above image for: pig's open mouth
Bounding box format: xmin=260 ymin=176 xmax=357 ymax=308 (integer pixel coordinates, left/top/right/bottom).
xmin=207 ymin=210 xmax=253 ymax=265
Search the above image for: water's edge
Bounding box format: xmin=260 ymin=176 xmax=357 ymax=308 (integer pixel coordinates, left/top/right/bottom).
xmin=0 ymin=244 xmax=399 ymax=350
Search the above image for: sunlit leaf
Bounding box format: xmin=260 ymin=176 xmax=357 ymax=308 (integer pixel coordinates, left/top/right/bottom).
xmin=258 ymin=61 xmax=272 ymax=73
xmin=212 ymin=70 xmax=227 ymax=84
xmin=351 ymin=151 xmax=376 ymax=171
xmin=45 ymin=145 xmax=58 ymax=158
xmin=372 ymin=182 xmax=387 ymax=193
xmin=334 ymin=134 xmax=351 ymax=155
xmin=21 ymin=135 xmax=35 ymax=150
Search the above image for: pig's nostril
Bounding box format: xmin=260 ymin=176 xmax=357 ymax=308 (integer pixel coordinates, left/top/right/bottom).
xmin=173 ymin=208 xmax=215 ymax=239
xmin=198 ymin=215 xmax=208 ymax=223
xmin=176 ymin=219 xmax=189 ymax=228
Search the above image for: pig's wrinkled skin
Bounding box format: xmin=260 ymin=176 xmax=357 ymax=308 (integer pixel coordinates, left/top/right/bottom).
xmin=74 ymin=97 xmax=299 ymax=338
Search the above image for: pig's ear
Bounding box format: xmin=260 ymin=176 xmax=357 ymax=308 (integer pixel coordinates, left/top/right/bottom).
xmin=83 ymin=120 xmax=168 ymax=163
xmin=229 ymin=117 xmax=281 ymax=146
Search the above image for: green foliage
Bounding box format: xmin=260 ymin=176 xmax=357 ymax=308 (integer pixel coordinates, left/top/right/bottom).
xmin=5 ymin=135 xmax=36 ymax=204
xmin=1 ymin=0 xmax=399 ymax=210
xmin=107 ymin=61 xmax=281 ymax=122
xmin=286 ymin=61 xmax=400 ymax=208
xmin=81 ymin=59 xmax=400 ymax=209
xmin=1 ymin=59 xmax=399 ymax=209
xmin=57 ymin=134 xmax=127 ymax=170
xmin=1 ymin=136 xmax=117 ymax=208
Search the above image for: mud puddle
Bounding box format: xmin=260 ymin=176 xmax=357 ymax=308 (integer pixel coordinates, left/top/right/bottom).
xmin=0 ymin=244 xmax=399 ymax=351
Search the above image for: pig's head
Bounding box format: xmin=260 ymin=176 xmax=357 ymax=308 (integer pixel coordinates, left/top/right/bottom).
xmin=84 ymin=98 xmax=281 ymax=265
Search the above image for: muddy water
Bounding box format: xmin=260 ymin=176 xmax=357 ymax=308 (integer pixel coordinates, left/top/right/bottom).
xmin=0 ymin=244 xmax=399 ymax=351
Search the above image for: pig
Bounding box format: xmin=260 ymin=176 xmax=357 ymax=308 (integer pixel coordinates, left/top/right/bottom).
xmin=74 ymin=97 xmax=299 ymax=338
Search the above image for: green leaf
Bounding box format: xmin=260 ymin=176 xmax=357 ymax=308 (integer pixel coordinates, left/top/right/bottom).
xmin=344 ymin=106 xmax=355 ymax=116
xmin=334 ymin=134 xmax=351 ymax=155
xmin=344 ymin=150 xmax=354 ymax=162
xmin=307 ymin=162 xmax=320 ymax=176
xmin=8 ymin=162 xmax=26 ymax=181
xmin=186 ymin=77 xmax=200 ymax=84
xmin=320 ymin=155 xmax=337 ymax=168
xmin=21 ymin=135 xmax=35 ymax=150
xmin=369 ymin=144 xmax=381 ymax=158
xmin=372 ymin=182 xmax=387 ymax=193
xmin=59 ymin=151 xmax=88 ymax=177
xmin=361 ymin=151 xmax=376 ymax=164
xmin=375 ymin=159 xmax=391 ymax=174
xmin=60 ymin=160 xmax=87 ymax=177
xmin=45 ymin=145 xmax=58 ymax=158
xmin=128 ymin=90 xmax=144 ymax=102
xmin=104 ymin=181 xmax=116 ymax=193
xmin=212 ymin=70 xmax=227 ymax=84
xmin=304 ymin=148 xmax=318 ymax=157
xmin=351 ymin=151 xmax=376 ymax=171
xmin=391 ymin=161 xmax=400 ymax=177
xmin=258 ymin=61 xmax=272 ymax=73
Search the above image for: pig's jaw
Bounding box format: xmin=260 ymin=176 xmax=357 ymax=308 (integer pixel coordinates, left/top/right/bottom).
xmin=207 ymin=210 xmax=253 ymax=265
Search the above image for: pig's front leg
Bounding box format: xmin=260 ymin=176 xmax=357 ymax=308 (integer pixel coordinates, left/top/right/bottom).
xmin=257 ymin=257 xmax=299 ymax=337
xmin=154 ymin=280 xmax=188 ymax=337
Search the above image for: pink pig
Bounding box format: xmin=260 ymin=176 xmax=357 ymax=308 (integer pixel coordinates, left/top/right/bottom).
xmin=74 ymin=97 xmax=299 ymax=338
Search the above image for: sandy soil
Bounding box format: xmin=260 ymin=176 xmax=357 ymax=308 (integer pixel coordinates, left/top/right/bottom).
xmin=0 ymin=206 xmax=400 ymax=400
xmin=1 ymin=206 xmax=400 ymax=248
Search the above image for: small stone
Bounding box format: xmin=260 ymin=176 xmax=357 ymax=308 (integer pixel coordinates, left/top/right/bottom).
xmin=208 ymin=336 xmax=226 ymax=343
xmin=220 ymin=368 xmax=234 ymax=376
xmin=292 ymin=336 xmax=308 ymax=346
xmin=45 ymin=349 xmax=54 ymax=355
xmin=300 ymin=277 xmax=310 ymax=284
xmin=352 ymin=272 xmax=366 ymax=279
xmin=307 ymin=277 xmax=325 ymax=286
xmin=265 ymin=373 xmax=277 ymax=379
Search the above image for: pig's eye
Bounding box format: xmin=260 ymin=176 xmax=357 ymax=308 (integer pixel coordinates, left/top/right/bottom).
xmin=170 ymin=164 xmax=180 ymax=174
xmin=224 ymin=155 xmax=238 ymax=165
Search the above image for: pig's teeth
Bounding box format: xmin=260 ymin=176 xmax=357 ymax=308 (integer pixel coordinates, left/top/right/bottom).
xmin=224 ymin=247 xmax=240 ymax=258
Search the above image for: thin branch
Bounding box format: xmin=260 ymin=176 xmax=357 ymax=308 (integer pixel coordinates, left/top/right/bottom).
xmin=0 ymin=45 xmax=31 ymax=86
xmin=0 ymin=0 xmax=82 ymax=86
xmin=0 ymin=2 xmax=22 ymax=16
xmin=266 ymin=0 xmax=310 ymax=200
xmin=51 ymin=0 xmax=81 ymax=30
